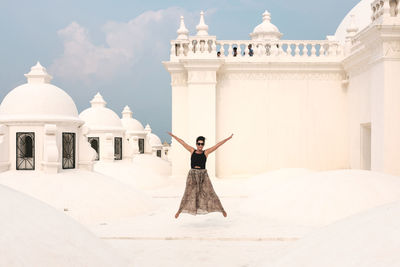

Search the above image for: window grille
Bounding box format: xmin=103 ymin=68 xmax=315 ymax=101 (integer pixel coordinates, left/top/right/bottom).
xmin=16 ymin=132 xmax=35 ymax=170
xmin=62 ymin=133 xmax=75 ymax=169
xmin=114 ymin=137 xmax=122 ymax=160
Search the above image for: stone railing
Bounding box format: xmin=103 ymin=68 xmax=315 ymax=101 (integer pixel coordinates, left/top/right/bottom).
xmin=371 ymin=0 xmax=399 ymax=22
xmin=170 ymin=38 xmax=344 ymax=60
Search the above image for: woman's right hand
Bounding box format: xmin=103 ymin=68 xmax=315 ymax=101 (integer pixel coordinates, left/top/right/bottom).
xmin=167 ymin=132 xmax=174 ymax=137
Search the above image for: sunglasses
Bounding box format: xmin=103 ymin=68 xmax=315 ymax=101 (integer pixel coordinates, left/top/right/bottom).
xmin=197 ymin=142 xmax=204 ymax=146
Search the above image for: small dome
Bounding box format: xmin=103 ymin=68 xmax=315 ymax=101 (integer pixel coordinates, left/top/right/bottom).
xmin=79 ymin=93 xmax=124 ymax=132
xmin=121 ymin=105 xmax=144 ymax=132
xmin=149 ymin=133 xmax=162 ymax=147
xmin=334 ymin=0 xmax=373 ymax=43
xmin=250 ymin=10 xmax=283 ymax=41
xmin=0 ymin=62 xmax=80 ymax=123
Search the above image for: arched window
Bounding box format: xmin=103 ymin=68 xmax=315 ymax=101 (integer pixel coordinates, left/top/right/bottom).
xmin=139 ymin=138 xmax=145 ymax=154
xmin=16 ymin=132 xmax=35 ymax=170
xmin=88 ymin=137 xmax=100 ymax=160
xmin=62 ymin=133 xmax=75 ymax=169
xmin=114 ymin=137 xmax=122 ymax=160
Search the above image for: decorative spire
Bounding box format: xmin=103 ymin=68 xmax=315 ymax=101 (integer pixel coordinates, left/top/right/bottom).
xmin=262 ymin=10 xmax=271 ymax=22
xmin=24 ymin=62 xmax=53 ymax=84
xmin=177 ymin=16 xmax=189 ymax=40
xmin=346 ymin=14 xmax=358 ymax=37
xmin=122 ymin=105 xmax=133 ymax=119
xmin=144 ymin=124 xmax=152 ymax=133
xmin=90 ymin=92 xmax=106 ymax=108
xmin=196 ymin=11 xmax=209 ymax=36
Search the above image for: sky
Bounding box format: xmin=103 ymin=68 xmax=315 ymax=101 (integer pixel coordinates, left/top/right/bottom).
xmin=0 ymin=0 xmax=360 ymax=142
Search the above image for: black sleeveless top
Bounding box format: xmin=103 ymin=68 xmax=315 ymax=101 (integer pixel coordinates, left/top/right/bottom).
xmin=191 ymin=150 xmax=207 ymax=169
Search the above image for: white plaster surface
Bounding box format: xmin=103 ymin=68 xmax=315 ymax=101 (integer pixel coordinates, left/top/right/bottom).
xmin=0 ymin=184 xmax=130 ymax=267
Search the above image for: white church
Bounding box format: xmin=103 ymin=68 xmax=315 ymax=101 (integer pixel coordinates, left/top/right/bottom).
xmin=163 ymin=0 xmax=400 ymax=178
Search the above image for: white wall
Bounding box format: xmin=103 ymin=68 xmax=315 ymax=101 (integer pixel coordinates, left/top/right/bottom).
xmin=347 ymin=66 xmax=372 ymax=170
xmin=216 ymin=70 xmax=349 ymax=177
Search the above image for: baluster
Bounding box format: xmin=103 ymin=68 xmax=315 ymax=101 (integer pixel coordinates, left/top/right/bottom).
xmin=188 ymin=41 xmax=194 ymax=56
xmin=211 ymin=40 xmax=216 ymax=55
xmin=244 ymin=43 xmax=249 ymax=57
xmin=302 ymin=43 xmax=307 ymax=57
xmin=323 ymin=44 xmax=329 ymax=57
xmin=170 ymin=43 xmax=176 ymax=58
xmin=179 ymin=44 xmax=184 ymax=57
xmin=204 ymin=40 xmax=210 ymax=53
xmin=228 ymin=44 xmax=233 ymax=57
xmin=237 ymin=43 xmax=242 ymax=56
xmin=276 ymin=42 xmax=282 ymax=56
xmin=287 ymin=43 xmax=292 ymax=57
xmin=219 ymin=43 xmax=225 ymax=57
xmin=310 ymin=44 xmax=316 ymax=57
xmin=295 ymin=43 xmax=300 ymax=57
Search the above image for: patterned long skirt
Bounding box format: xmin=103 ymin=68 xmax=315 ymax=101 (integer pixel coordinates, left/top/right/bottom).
xmin=177 ymin=169 xmax=225 ymax=215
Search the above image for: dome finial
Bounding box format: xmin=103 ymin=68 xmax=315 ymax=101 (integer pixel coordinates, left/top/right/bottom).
xmin=250 ymin=10 xmax=282 ymax=41
xmin=144 ymin=123 xmax=152 ymax=133
xmin=122 ymin=105 xmax=133 ymax=118
xmin=262 ymin=10 xmax=271 ymax=22
xmin=177 ymin=15 xmax=189 ymax=40
xmin=24 ymin=62 xmax=53 ymax=84
xmin=90 ymin=92 xmax=106 ymax=108
xmin=196 ymin=11 xmax=209 ymax=36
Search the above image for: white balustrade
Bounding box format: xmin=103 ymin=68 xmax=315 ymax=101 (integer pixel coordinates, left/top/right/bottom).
xmin=170 ymin=39 xmax=343 ymax=60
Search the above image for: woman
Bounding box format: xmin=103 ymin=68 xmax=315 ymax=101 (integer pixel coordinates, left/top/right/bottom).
xmin=167 ymin=132 xmax=233 ymax=218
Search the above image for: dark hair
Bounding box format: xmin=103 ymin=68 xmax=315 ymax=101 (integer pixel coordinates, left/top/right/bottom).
xmin=196 ymin=136 xmax=205 ymax=143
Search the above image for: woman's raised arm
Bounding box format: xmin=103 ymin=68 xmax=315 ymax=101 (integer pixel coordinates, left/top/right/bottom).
xmin=204 ymin=134 xmax=233 ymax=157
xmin=167 ymin=132 xmax=195 ymax=153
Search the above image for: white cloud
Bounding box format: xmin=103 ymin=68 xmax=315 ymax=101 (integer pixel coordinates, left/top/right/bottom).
xmin=50 ymin=7 xmax=208 ymax=83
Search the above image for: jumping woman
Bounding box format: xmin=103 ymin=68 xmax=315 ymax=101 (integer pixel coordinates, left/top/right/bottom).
xmin=167 ymin=132 xmax=233 ymax=219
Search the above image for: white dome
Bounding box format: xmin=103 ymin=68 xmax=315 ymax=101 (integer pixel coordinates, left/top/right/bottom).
xmin=334 ymin=0 xmax=373 ymax=42
xmin=250 ymin=10 xmax=282 ymax=41
xmin=79 ymin=93 xmax=124 ymax=132
xmin=121 ymin=105 xmax=144 ymax=132
xmin=149 ymin=133 xmax=162 ymax=147
xmin=0 ymin=62 xmax=80 ymax=123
